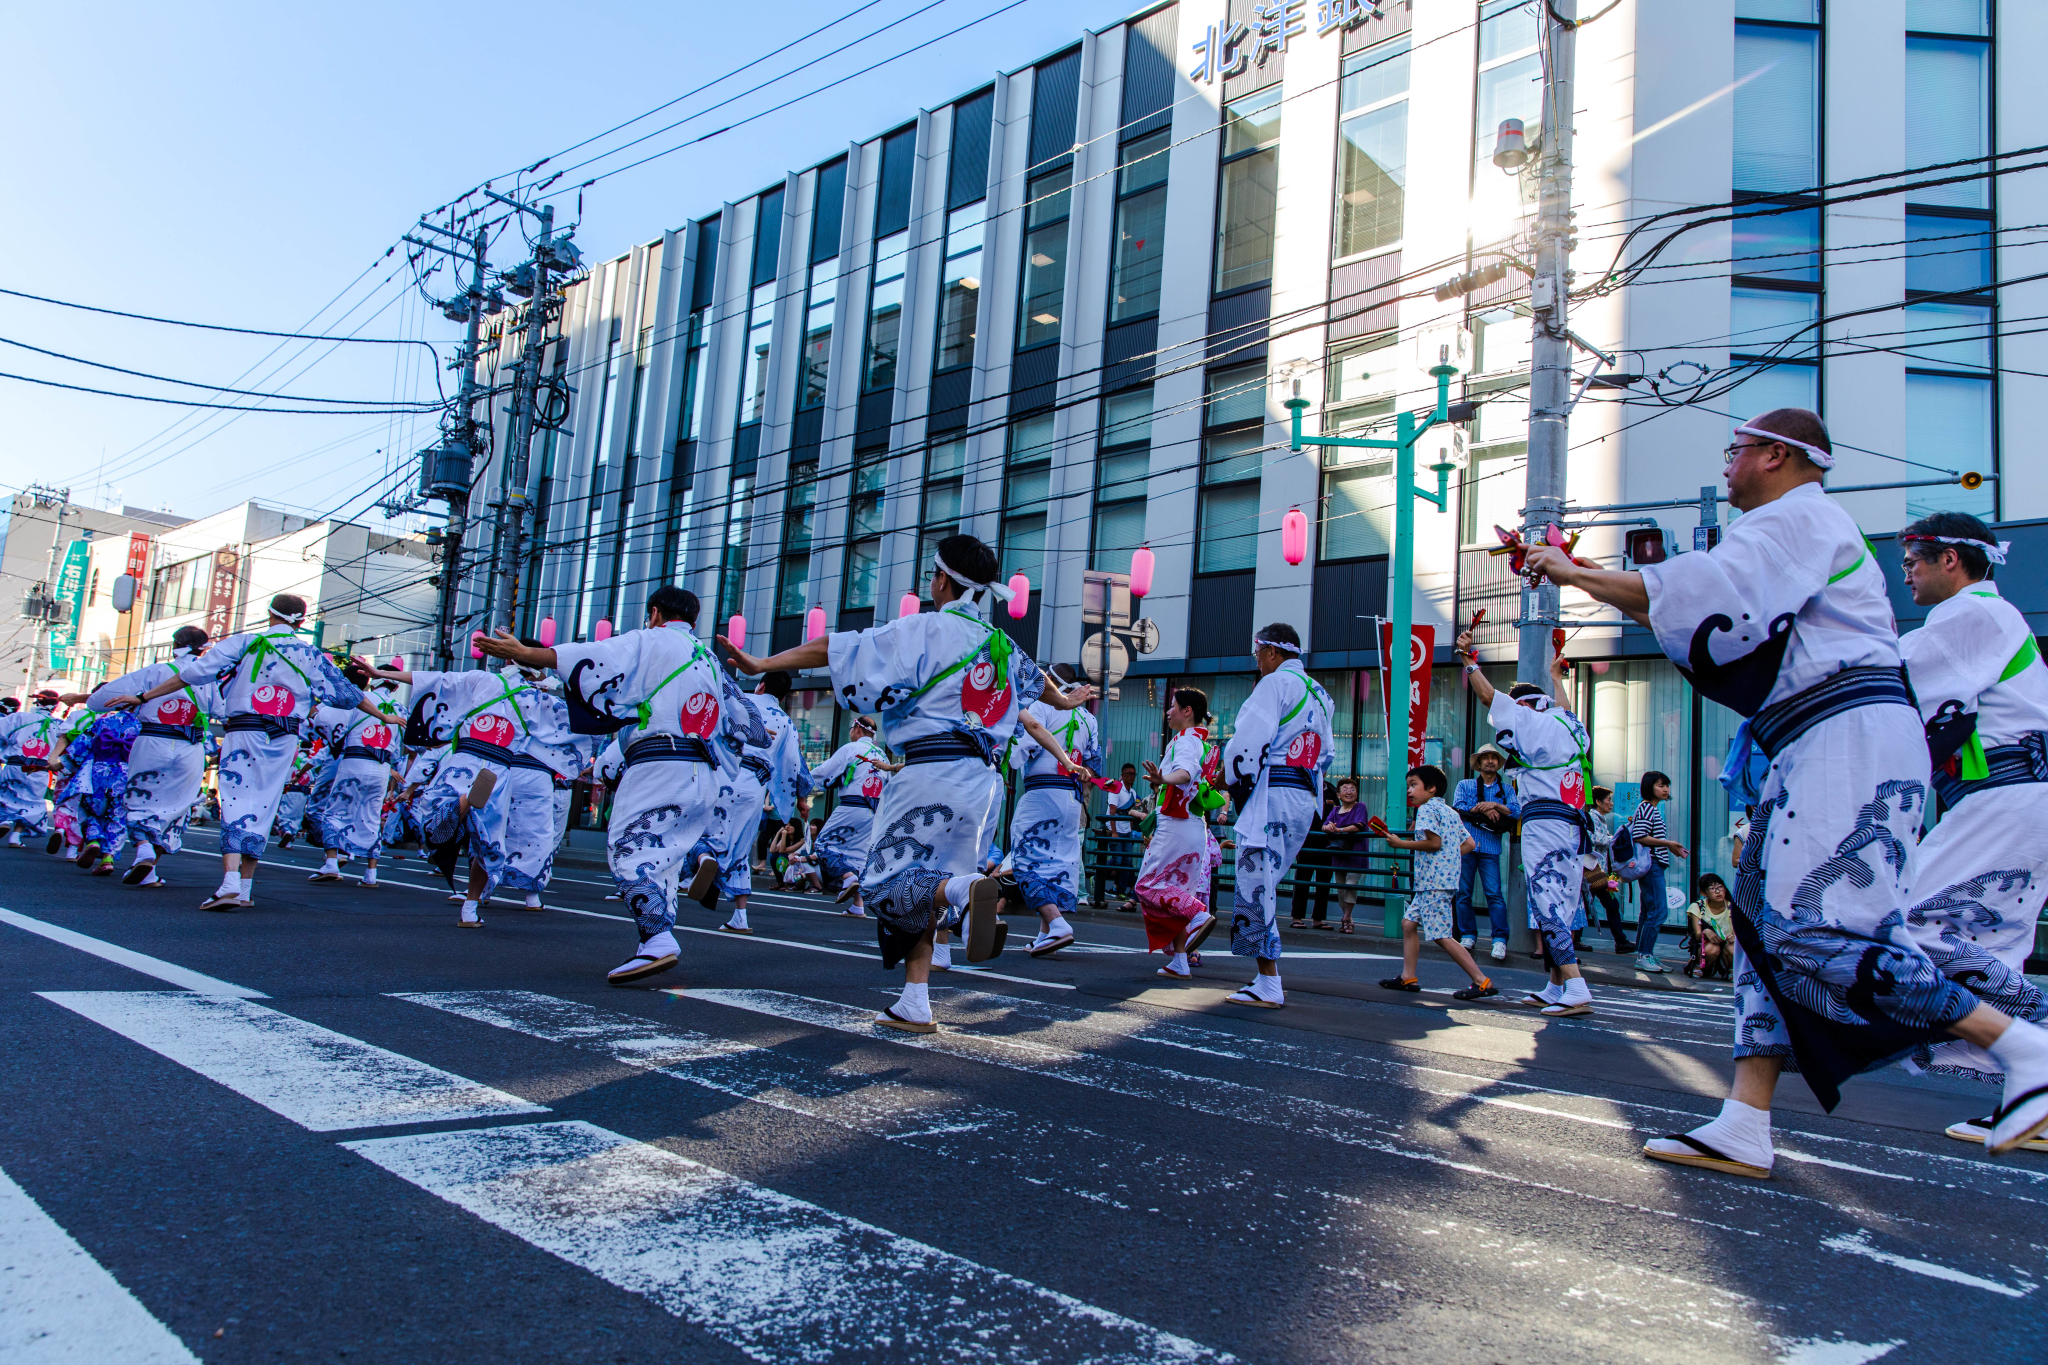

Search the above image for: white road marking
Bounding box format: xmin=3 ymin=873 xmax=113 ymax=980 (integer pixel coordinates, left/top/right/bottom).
xmin=0 ymin=909 xmax=264 ymax=997
xmin=1821 ymin=1230 xmax=2033 ymax=1298
xmin=344 ymin=1120 xmax=1228 ymax=1364
xmin=1773 ymin=1337 xmax=1904 ymax=1365
xmin=0 ymin=1164 xmax=200 ymax=1364
xmin=39 ymin=992 xmax=546 ymax=1132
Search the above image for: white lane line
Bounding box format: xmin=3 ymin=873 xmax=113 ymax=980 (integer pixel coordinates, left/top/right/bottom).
xmin=1821 ymin=1230 xmax=2033 ymax=1298
xmin=1772 ymin=1337 xmax=1904 ymax=1365
xmin=0 ymin=1164 xmax=200 ymax=1364
xmin=39 ymin=992 xmax=546 ymax=1132
xmin=344 ymin=1120 xmax=1228 ymax=1364
xmin=0 ymin=909 xmax=265 ymax=997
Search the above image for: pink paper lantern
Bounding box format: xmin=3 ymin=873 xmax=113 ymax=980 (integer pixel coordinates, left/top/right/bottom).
xmin=595 ymin=619 xmax=613 ymax=641
xmin=1590 ymin=659 xmax=1611 ymax=674
xmin=469 ymin=631 xmax=484 ymax=660
xmin=899 ymin=591 xmax=921 ymax=620
xmin=1006 ymin=573 xmax=1030 ymax=619
xmin=1281 ymin=508 xmax=1309 ymax=566
xmin=538 ymin=616 xmax=557 ymax=647
xmin=1129 ymin=545 xmax=1155 ymax=598
xmin=727 ymin=614 xmax=746 ymax=646
xmin=805 ymin=606 xmax=826 ymax=641
xmin=389 ymin=655 xmax=405 ymax=671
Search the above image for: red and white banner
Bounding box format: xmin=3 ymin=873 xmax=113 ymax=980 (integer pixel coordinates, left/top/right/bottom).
xmin=124 ymin=532 xmax=151 ymax=579
xmin=1378 ymin=622 xmax=1434 ymax=769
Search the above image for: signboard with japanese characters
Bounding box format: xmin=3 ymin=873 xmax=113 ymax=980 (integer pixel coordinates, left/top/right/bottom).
xmin=46 ymin=538 xmax=90 ymax=669
xmin=125 ymin=532 xmax=152 ymax=579
xmin=1188 ymin=0 xmax=1391 ymax=84
xmin=205 ymin=547 xmax=241 ymax=641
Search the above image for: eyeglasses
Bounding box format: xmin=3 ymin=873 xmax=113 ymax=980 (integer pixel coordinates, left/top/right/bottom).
xmin=1721 ymin=439 xmax=1777 ymax=465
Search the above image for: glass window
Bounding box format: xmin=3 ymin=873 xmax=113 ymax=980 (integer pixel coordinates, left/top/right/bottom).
xmin=1472 ymin=309 xmax=1529 ymax=375
xmin=842 ymin=538 xmax=880 ymax=610
xmin=1216 ymin=88 xmax=1282 ymax=293
xmin=1731 ymin=204 xmax=1821 ymax=284
xmin=1901 ymin=301 xmax=1993 ymax=372
xmin=1906 ymin=213 xmax=1992 ymax=295
xmin=921 ymin=436 xmax=966 ymax=531
xmin=849 ymin=454 xmax=886 ymax=537
xmin=1322 ymin=457 xmax=1392 ymax=561
xmin=1002 ymin=415 xmax=1056 ymax=584
xmin=1001 ymin=513 xmax=1047 ymax=584
xmin=1907 ymin=37 xmax=1989 ymax=210
xmin=1097 ymin=448 xmax=1150 ymax=499
xmin=1907 ymin=0 xmax=1988 ymax=36
xmin=1734 ymin=25 xmax=1819 ymax=193
xmin=864 ymin=230 xmax=909 ymax=391
xmin=785 ymin=460 xmax=817 ymax=553
xmin=1478 ymin=0 xmax=1540 ymax=62
xmin=1730 ymin=288 xmax=1819 ymax=359
xmin=1203 ymin=429 xmax=1265 ymax=485
xmin=1336 ymin=98 xmax=1408 ymax=258
xmin=1018 ymin=169 xmax=1073 ymax=349
xmin=778 ymin=555 xmax=810 ymax=616
xmin=742 ymin=282 xmax=775 ymax=424
xmin=799 ymin=259 xmax=836 ymax=409
xmin=1473 ymin=3 xmax=1541 ymax=234
xmin=1207 ymin=363 xmax=1268 ymax=428
xmin=1093 ymin=498 xmax=1148 ymax=574
xmin=936 ymin=203 xmax=984 ymax=370
xmin=1111 ymin=134 xmax=1169 ymax=323
xmin=1722 ymin=362 xmax=1818 ymax=427
xmin=1197 ymin=482 xmax=1261 ymax=572
xmin=1328 ymin=334 xmax=1396 ymax=403
xmin=1460 ymin=441 xmax=1528 ymax=546
xmin=1736 ymin=0 xmax=1816 ymax=17
xmin=678 ymin=311 xmax=709 ymax=442
xmin=1905 ymin=372 xmax=1993 ymax=518
xmin=1102 ymin=388 xmax=1154 ymax=447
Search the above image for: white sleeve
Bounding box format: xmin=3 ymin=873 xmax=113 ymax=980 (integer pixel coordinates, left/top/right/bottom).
xmin=1487 ymin=691 xmax=1578 ymax=767
xmin=88 ymin=664 xmax=165 ymax=710
xmin=552 ymin=634 xmax=651 ymax=729
xmin=180 ymin=633 xmax=251 ymax=686
xmin=1222 ymin=675 xmax=1284 ymax=786
xmin=1901 ymin=595 xmax=2019 ymax=723
xmin=826 ymin=617 xmax=923 ymax=713
xmin=811 ymin=741 xmax=858 ymax=786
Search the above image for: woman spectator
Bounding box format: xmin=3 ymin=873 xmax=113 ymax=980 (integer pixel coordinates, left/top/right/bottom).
xmin=1321 ymin=778 xmax=1371 ymax=933
xmin=1627 ymin=770 xmax=1689 ymax=972
xmin=1685 ymin=873 xmax=1736 ymax=979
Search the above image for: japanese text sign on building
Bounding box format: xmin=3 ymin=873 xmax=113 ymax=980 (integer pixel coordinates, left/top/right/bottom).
xmin=1189 ymin=0 xmax=1378 ymax=84
xmin=47 ymin=538 xmax=90 ymax=669
xmin=125 ymin=532 xmax=151 ymax=579
xmin=1378 ymin=621 xmax=1434 ymax=769
xmin=205 ymin=547 xmax=241 ymax=641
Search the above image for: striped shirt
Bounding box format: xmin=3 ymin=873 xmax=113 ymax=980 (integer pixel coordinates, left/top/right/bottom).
xmin=1628 ymin=801 xmax=1671 ymax=867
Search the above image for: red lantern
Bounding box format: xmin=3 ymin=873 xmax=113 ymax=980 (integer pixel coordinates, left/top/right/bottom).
xmin=805 ymin=606 xmax=826 ymax=641
xmin=538 ymin=616 xmax=557 ymax=647
xmin=1281 ymin=508 xmax=1309 ymax=566
xmin=899 ymin=591 xmax=921 ymax=620
xmin=595 ymin=619 xmax=612 ymax=641
xmin=1007 ymin=573 xmax=1030 ymax=619
xmin=727 ymin=614 xmax=746 ymax=647
xmin=1129 ymin=545 xmax=1155 ymax=598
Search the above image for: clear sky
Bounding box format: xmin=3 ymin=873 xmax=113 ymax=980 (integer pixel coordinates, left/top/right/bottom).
xmin=1 ymin=0 xmax=1131 ymax=528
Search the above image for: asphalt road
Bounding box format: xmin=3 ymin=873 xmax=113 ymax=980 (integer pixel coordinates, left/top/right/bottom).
xmin=2 ymin=826 xmax=2041 ymax=1365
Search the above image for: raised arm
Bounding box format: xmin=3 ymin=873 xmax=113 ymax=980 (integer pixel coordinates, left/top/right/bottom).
xmin=1018 ymin=709 xmax=1078 ymax=774
xmin=1524 ymin=546 xmax=1652 ymax=626
xmin=475 ymin=630 xmax=556 ymax=670
xmin=723 ymin=637 xmax=828 ymax=676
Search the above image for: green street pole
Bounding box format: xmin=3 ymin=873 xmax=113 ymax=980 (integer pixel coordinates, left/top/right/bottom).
xmin=1287 ymin=362 xmax=1459 ymax=789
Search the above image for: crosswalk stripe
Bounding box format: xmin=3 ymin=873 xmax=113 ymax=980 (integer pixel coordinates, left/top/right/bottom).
xmin=0 ymin=1164 xmax=200 ymax=1364
xmin=39 ymin=992 xmax=547 ymax=1132
xmin=0 ymin=909 xmax=264 ymax=997
xmin=344 ymin=1120 xmax=1229 ymax=1363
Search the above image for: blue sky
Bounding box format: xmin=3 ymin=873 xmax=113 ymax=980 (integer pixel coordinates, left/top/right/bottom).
xmin=1 ymin=0 xmax=1128 ymax=526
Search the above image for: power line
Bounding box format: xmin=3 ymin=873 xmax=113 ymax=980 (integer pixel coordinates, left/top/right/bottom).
xmin=0 ymin=333 xmax=445 ymax=409
xmin=0 ymin=281 xmax=441 ymax=352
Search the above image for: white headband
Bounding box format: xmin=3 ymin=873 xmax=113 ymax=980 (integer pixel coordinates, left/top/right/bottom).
xmin=933 ymin=551 xmax=1014 ymax=603
xmin=1902 ymin=532 xmax=2010 ymax=565
xmin=1734 ymin=423 xmax=1834 ymax=469
xmin=1253 ymin=635 xmax=1303 ymax=655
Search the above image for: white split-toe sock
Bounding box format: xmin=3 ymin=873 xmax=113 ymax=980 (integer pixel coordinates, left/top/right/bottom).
xmin=887 ymin=981 xmax=933 ymax=1024
xmin=459 ymin=899 xmax=481 ymax=925
xmin=726 ymin=907 xmax=750 ymax=931
xmin=1988 ymin=1019 xmax=2048 ymax=1153
xmin=930 ymin=942 xmax=953 ymax=971
xmin=1646 ymin=1097 xmax=1774 ymax=1172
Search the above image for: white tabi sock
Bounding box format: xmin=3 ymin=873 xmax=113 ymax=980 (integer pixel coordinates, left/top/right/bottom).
xmin=460 ymin=899 xmax=480 ymax=923
xmin=319 ymin=856 xmax=339 ymax=874
xmin=942 ymin=875 xmax=976 ymax=908
xmin=524 ymin=891 xmax=540 ymax=907
xmin=138 ymin=867 xmax=162 ymax=886
xmin=1989 ymin=1018 xmax=2048 ymax=1071
xmin=214 ymin=875 xmax=239 ymax=898
xmin=238 ymin=875 xmax=254 ymax=900
xmin=727 ymin=906 xmax=750 ymax=930
xmin=1165 ymin=952 xmax=1189 ymax=974
xmin=1680 ymin=1098 xmax=1774 ymax=1169
xmin=132 ymin=841 xmax=155 ymax=864
xmin=1536 ymin=982 xmax=1565 ymax=1005
xmin=1047 ymin=916 xmax=1071 ymax=938
xmin=890 ymin=981 xmax=933 ymax=1023
xmin=1256 ymin=971 xmax=1283 ymax=1001
xmin=362 ymin=867 xmax=378 ymax=886
xmin=1560 ymin=977 xmax=1592 ymax=1006
xmin=930 ymin=941 xmax=953 ymax=969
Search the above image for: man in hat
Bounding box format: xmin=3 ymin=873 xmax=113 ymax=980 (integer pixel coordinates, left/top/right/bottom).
xmin=1452 ymin=742 xmax=1521 ymax=960
xmin=1525 ymin=407 xmax=2048 ymax=1168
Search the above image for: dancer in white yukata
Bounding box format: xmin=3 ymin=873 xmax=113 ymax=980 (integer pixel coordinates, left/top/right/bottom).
xmin=715 ymin=670 xmax=814 ymax=936
xmin=499 ymin=660 xmax=592 ymax=911
xmin=1453 ymin=635 xmax=1596 ymax=1017
xmin=722 ymin=533 xmax=1093 ymax=1032
xmin=104 ymin=594 xmax=371 ymax=911
xmin=0 ymin=690 xmax=66 ymax=845
xmin=1009 ymin=663 xmax=1103 ymax=958
xmin=1527 ymin=406 xmax=2048 ymax=1168
xmin=1890 ymin=512 xmax=2048 ymax=1150
xmin=807 ymin=715 xmax=899 ymax=915
xmin=357 ymin=655 xmax=551 ymax=926
xmin=1218 ymin=624 xmax=1336 ymax=1009
xmin=480 ymin=585 xmax=763 ymax=982
xmin=86 ymin=625 xmax=215 ymax=886
xmin=1137 ymin=688 xmax=1218 ymax=979
xmin=306 ymin=663 xmax=402 ymax=887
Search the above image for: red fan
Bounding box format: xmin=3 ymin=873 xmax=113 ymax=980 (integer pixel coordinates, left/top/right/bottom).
xmin=1366 ymin=814 xmax=1393 ymax=839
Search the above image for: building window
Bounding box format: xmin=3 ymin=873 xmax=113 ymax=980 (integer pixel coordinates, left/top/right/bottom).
xmin=1317 ymin=336 xmax=1395 ymax=562
xmin=842 ymin=450 xmax=887 ymax=612
xmin=1472 ymin=0 xmax=1542 ymax=237
xmin=1017 ymin=169 xmax=1072 ymax=349
xmin=1905 ymin=0 xmax=1994 ymax=517
xmin=777 ymin=459 xmax=817 ymax=617
xmin=716 ymin=472 xmax=753 ymax=627
xmin=741 ymin=283 xmax=774 ymax=425
xmin=1215 ymin=86 xmax=1282 ymax=294
xmin=864 ymin=230 xmax=909 ymax=391
xmin=1109 ymin=132 xmax=1169 ymax=322
xmin=1335 ymin=37 xmax=1409 ymax=261
xmin=917 ymin=436 xmax=966 ymax=593
xmin=1000 ymin=415 xmax=1056 ymax=586
xmin=799 ymin=260 xmax=837 ymax=409
xmin=678 ymin=310 xmax=710 ymax=442
xmin=1197 ymin=363 xmax=1266 ymax=572
xmin=936 ymin=202 xmax=985 ymax=371
xmin=147 ymin=555 xmax=209 ymax=621
xmin=1093 ymin=388 xmax=1151 ymax=572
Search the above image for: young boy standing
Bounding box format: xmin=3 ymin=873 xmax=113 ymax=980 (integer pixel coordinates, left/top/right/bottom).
xmin=1377 ymin=765 xmax=1498 ymax=1001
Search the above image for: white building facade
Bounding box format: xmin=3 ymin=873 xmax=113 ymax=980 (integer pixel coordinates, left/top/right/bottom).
xmin=458 ymin=0 xmax=2042 ymax=903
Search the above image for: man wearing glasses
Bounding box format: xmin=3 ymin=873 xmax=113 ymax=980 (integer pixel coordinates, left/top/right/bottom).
xmin=1524 ymin=407 xmax=2048 ymax=1174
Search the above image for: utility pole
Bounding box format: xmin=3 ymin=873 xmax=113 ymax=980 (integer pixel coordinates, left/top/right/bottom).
xmin=17 ymin=485 xmax=71 ymax=698
xmin=1516 ymin=0 xmax=1576 ymax=692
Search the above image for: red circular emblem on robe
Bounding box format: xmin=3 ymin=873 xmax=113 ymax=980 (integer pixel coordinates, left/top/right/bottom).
xmin=359 ymin=723 xmax=392 ymax=750
xmin=19 ymin=736 xmax=50 ymax=760
xmin=678 ymin=690 xmax=719 ymax=738
xmin=959 ymin=658 xmax=1011 ymax=728
xmin=251 ymin=683 xmax=296 ymax=717
xmin=156 ymin=697 xmax=198 ymax=727
xmin=1558 ymin=765 xmax=1585 ymax=809
xmin=467 ymin=714 xmax=515 ymax=747
xmin=860 ymin=770 xmax=885 ymax=799
xmin=1285 ymin=731 xmax=1321 ymax=769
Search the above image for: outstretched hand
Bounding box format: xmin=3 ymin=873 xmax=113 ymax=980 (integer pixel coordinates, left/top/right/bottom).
xmin=718 ymin=638 xmax=767 ymax=675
